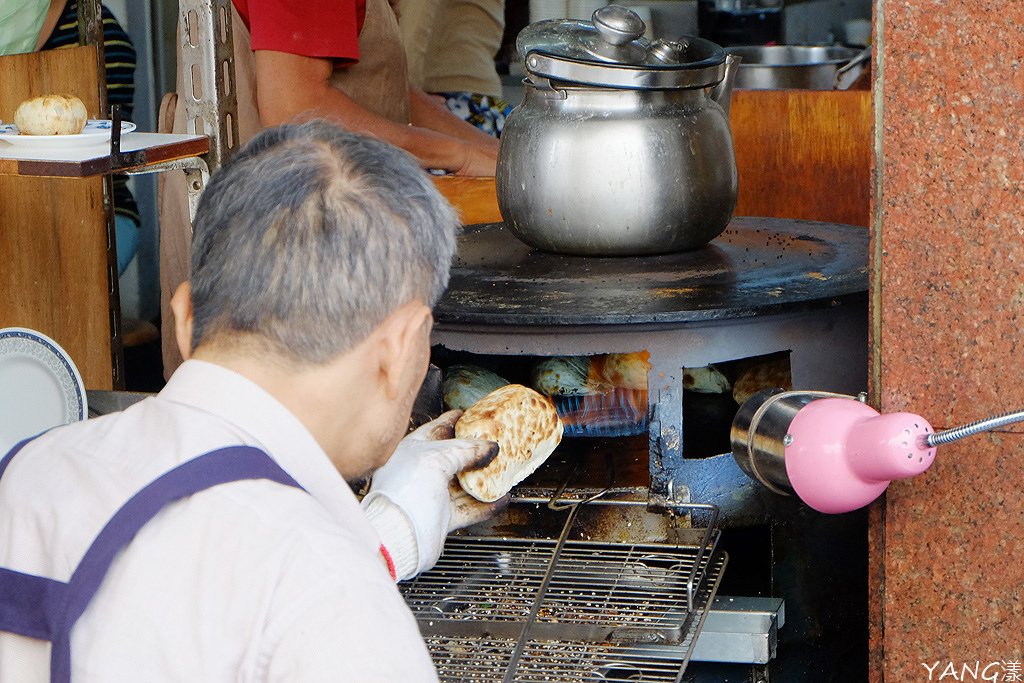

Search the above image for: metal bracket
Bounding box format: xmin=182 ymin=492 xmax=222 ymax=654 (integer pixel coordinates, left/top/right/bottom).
xmin=77 ymin=0 xmax=107 ymax=116
xmin=627 ymin=596 xmax=784 ymax=665
xmin=179 ymin=0 xmax=239 ymax=172
xmin=77 ymin=0 xmax=123 ymax=388
xmin=525 ymin=76 xmax=568 ymax=100
xmin=125 ymin=156 xmax=210 ymax=229
xmin=648 ymin=361 xmax=687 ymax=508
xmin=690 ymin=596 xmax=785 ymax=664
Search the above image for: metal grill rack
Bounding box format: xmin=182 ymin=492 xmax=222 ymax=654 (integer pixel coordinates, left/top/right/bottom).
xmin=400 ymin=501 xmax=726 ymax=682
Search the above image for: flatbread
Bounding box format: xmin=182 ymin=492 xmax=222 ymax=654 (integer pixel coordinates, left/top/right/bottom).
xmin=443 ymin=364 xmax=509 ymax=411
xmin=682 ymin=365 xmax=731 ymax=394
xmin=531 ymin=356 xmax=611 ymax=396
xmin=455 ymin=384 xmax=563 ymax=502
xmin=732 ymin=356 xmax=792 ymax=405
xmin=596 ymin=351 xmax=651 ymax=390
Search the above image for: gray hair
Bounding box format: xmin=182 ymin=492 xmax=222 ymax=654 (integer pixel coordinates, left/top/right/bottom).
xmin=189 ymin=120 xmax=458 ymax=363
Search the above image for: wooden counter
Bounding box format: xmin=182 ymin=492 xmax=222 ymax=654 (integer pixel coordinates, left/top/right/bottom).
xmin=0 ymin=132 xmax=208 ymax=390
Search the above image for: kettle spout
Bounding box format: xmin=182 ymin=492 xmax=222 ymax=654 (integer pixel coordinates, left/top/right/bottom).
xmin=709 ymin=54 xmax=741 ymax=119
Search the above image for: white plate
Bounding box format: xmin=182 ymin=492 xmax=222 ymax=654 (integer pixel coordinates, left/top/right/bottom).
xmin=0 ymin=120 xmax=136 ymax=150
xmin=0 ymin=328 xmax=87 ymax=456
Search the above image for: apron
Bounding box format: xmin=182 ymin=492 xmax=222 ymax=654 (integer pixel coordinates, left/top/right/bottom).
xmin=0 ymin=441 xmax=302 ymax=682
xmin=158 ymin=0 xmax=411 ymax=376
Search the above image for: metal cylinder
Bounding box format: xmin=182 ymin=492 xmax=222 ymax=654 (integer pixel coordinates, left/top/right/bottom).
xmin=729 ymin=389 xmax=819 ymax=496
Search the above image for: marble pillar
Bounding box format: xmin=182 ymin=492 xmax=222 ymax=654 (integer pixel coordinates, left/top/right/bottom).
xmin=872 ymin=0 xmax=1024 ymax=680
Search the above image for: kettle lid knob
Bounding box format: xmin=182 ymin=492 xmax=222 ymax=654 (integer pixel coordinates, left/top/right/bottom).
xmin=647 ymin=38 xmax=688 ymax=64
xmin=592 ymin=5 xmax=646 ymax=46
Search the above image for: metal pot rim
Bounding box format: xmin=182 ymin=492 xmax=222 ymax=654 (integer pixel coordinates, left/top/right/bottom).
xmin=724 ymin=45 xmax=862 ymax=68
xmin=525 ymin=51 xmax=727 ymax=91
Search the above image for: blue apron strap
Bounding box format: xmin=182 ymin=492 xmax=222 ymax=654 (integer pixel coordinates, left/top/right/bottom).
xmin=45 ymin=445 xmax=303 ymax=683
xmin=0 ymin=437 xmax=68 ymax=640
xmin=0 ymin=569 xmax=66 ymax=641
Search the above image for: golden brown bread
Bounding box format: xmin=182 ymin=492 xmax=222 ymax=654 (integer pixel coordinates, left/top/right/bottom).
xmin=732 ymin=356 xmax=792 ymax=405
xmin=14 ymin=94 xmax=88 ymax=135
xmin=455 ymin=384 xmax=563 ymax=502
xmin=595 ymin=351 xmax=651 ymax=390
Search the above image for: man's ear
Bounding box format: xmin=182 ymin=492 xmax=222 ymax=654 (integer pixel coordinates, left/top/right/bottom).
xmin=170 ymin=282 xmax=195 ymax=361
xmin=376 ymin=301 xmax=433 ymax=400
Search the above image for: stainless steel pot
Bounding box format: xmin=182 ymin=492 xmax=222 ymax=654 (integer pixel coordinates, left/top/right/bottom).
xmin=496 ymin=6 xmax=740 ymax=256
xmin=725 ymin=45 xmax=865 ymax=90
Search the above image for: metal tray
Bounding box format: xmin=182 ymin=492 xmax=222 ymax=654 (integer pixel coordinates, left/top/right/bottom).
xmin=400 ymin=501 xmax=726 ymax=682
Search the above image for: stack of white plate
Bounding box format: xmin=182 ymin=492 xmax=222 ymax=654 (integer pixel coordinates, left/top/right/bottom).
xmin=530 ymin=0 xmax=569 ymax=23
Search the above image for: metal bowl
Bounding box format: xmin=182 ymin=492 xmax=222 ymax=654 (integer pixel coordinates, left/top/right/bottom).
xmin=726 ymin=45 xmax=863 ymax=90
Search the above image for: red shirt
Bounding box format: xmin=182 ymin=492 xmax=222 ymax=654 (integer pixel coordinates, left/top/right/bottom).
xmin=232 ymin=0 xmax=367 ymax=61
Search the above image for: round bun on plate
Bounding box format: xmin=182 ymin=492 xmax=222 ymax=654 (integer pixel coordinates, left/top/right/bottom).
xmin=14 ymin=94 xmax=88 ymax=136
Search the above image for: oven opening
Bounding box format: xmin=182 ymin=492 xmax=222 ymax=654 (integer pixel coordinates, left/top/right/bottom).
xmin=683 ymin=350 xmax=793 ymax=459
xmin=432 ymin=347 xmax=650 ymax=490
xmin=430 ymin=347 xmax=794 ymax=486
xmin=433 ymin=348 xmax=651 ymax=437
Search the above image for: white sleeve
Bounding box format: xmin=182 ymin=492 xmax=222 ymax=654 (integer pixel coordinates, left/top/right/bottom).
xmin=362 ymin=494 xmax=420 ymax=581
xmin=260 ymin=566 xmax=439 ymax=683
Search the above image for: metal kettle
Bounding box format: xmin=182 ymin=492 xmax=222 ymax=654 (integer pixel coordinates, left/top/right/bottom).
xmin=497 ymin=5 xmax=741 ymax=257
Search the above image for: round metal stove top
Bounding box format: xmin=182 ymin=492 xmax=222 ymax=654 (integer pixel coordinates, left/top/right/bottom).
xmin=435 ymin=216 xmax=869 ymax=327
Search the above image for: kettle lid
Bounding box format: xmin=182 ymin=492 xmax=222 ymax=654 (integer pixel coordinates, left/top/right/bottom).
xmin=518 ymin=5 xmax=726 ymax=89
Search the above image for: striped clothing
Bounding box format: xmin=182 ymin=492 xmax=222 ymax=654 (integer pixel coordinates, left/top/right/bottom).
xmin=41 ymin=0 xmax=139 ymax=225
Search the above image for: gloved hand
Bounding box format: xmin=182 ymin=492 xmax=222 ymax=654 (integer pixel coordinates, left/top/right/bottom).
xmin=361 ymin=411 xmax=508 ymax=580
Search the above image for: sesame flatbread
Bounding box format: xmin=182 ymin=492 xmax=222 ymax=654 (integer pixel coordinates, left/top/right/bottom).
xmin=455 ymin=384 xmax=563 ymax=502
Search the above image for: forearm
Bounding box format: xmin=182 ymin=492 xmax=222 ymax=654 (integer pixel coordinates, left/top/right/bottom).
xmin=259 ymin=76 xmax=480 ymax=172
xmin=408 ymin=85 xmax=501 ymax=151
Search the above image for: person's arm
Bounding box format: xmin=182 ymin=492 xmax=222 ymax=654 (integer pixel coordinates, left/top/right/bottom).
xmin=33 ymin=0 xmax=66 ymax=51
xmin=253 ymin=50 xmax=497 ymax=176
xmin=361 ymin=411 xmax=507 ymax=580
xmin=407 ymin=84 xmax=501 ymax=150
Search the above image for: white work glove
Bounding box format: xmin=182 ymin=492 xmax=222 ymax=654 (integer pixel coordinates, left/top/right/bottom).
xmin=361 ymin=411 xmax=508 ymax=580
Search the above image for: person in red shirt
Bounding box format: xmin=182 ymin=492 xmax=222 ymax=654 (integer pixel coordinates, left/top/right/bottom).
xmin=232 ymin=0 xmax=499 ymax=175
xmin=161 ymin=0 xmax=499 ymax=377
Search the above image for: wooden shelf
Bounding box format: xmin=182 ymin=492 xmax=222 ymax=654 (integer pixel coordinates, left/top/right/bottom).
xmin=0 ymin=132 xmax=209 ymax=178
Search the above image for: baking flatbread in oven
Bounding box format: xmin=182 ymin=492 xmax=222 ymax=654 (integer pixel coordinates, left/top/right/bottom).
xmin=455 ymin=384 xmax=563 ymax=503
xmin=732 ymin=356 xmax=792 ymax=406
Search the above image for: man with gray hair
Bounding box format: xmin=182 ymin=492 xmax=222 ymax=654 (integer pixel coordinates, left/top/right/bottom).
xmin=0 ymin=121 xmax=502 ymax=681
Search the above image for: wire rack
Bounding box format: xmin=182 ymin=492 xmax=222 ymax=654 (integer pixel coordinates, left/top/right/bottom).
xmin=400 ymin=501 xmax=726 ymax=682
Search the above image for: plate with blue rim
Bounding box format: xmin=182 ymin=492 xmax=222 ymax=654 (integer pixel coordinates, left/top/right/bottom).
xmin=0 ymin=328 xmax=87 ymax=455
xmin=0 ymin=119 xmax=136 ymax=151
